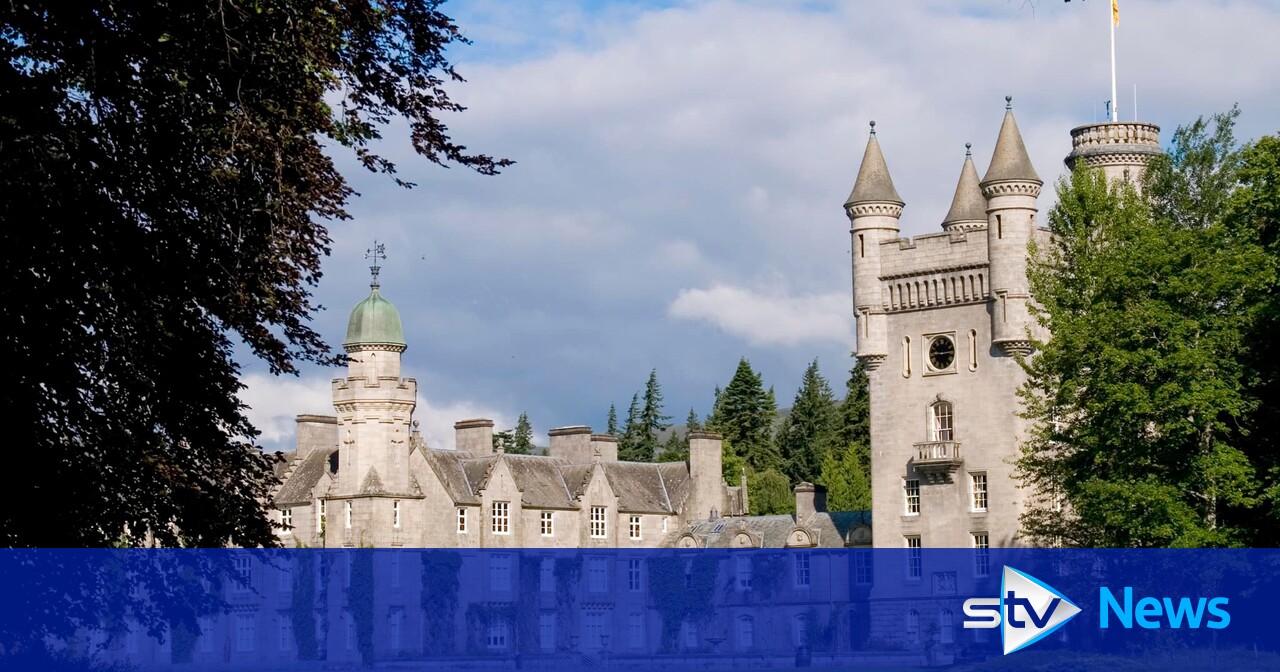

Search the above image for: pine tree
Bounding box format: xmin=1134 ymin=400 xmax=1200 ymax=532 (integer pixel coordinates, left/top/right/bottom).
xmin=819 ymin=442 xmax=871 ymax=512
xmin=776 ymin=360 xmax=839 ymax=484
xmin=509 ymin=413 xmax=534 ymax=455
xmin=636 ymin=369 xmax=671 ymax=462
xmin=606 ymin=404 xmax=618 ymax=436
xmin=618 ymin=393 xmax=647 ymax=462
xmin=705 ymin=386 xmax=723 ymax=429
xmin=712 ymin=358 xmax=779 ymax=472
xmin=838 ymin=359 xmax=871 ymax=449
xmin=661 ymin=430 xmax=688 ymax=463
xmin=686 ymin=408 xmax=701 ymax=433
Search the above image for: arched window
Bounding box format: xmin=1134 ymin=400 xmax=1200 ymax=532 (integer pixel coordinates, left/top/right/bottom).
xmin=931 ymin=401 xmax=954 ymax=441
xmin=940 ymin=609 xmax=955 ymax=644
xmin=737 ymin=616 xmax=754 ymax=650
xmin=906 ymin=610 xmax=920 ymax=645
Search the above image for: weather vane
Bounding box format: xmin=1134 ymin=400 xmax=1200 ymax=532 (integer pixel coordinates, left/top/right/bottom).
xmin=365 ymin=240 xmax=386 ymax=288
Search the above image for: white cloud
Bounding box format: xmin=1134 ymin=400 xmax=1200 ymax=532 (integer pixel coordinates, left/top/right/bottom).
xmin=239 ymin=372 xmax=512 ymax=453
xmin=668 ymin=284 xmax=852 ymax=347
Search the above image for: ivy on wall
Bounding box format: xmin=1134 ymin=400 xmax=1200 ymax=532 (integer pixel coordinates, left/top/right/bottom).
xmin=290 ymin=553 xmax=319 ymax=660
xmin=647 ymin=554 xmax=718 ymax=652
xmin=168 ymin=621 xmax=195 ymax=664
xmin=420 ymin=550 xmax=461 ymax=655
xmin=553 ymin=555 xmax=582 ymax=651
xmin=347 ymin=551 xmax=375 ymax=664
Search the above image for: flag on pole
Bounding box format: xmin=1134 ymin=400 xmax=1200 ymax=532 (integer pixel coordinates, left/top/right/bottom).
xmin=1112 ymin=0 xmax=1119 ymax=25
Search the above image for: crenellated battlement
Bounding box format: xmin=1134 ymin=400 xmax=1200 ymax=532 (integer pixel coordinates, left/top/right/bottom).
xmin=879 ymin=230 xmax=988 ymax=276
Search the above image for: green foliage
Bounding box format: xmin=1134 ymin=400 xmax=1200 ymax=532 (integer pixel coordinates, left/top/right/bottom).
xmin=347 ymin=553 xmax=375 ymax=664
xmin=709 ymin=358 xmax=780 ymax=472
xmin=748 ymin=468 xmax=794 ymax=515
xmin=838 ymin=359 xmax=871 ymax=449
xmin=819 ymin=441 xmax=871 ymax=512
xmin=776 ymin=359 xmax=839 ymax=484
xmin=420 ymin=550 xmax=461 ymax=655
xmin=492 ymin=429 xmax=514 ymax=452
xmin=639 ymin=369 xmax=672 ymax=459
xmin=506 ymin=413 xmax=534 ymax=454
xmin=647 ymin=555 xmax=718 ymax=652
xmin=661 ymin=429 xmax=689 ymax=463
xmin=606 ymin=404 xmax=619 ymax=435
xmin=619 ymin=393 xmax=647 ymax=461
xmin=1017 ymin=108 xmax=1276 ymax=547
xmin=169 ymin=619 xmax=196 ymax=664
xmin=0 ymin=0 xmax=508 ymax=549
xmin=686 ymin=408 xmax=702 ymax=433
xmin=290 ymin=553 xmax=319 ymax=661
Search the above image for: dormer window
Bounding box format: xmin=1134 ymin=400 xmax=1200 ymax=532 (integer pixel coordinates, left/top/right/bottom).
xmin=930 ymin=401 xmax=954 ymax=441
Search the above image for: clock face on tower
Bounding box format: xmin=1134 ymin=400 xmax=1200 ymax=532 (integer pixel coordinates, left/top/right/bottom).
xmin=928 ymin=336 xmax=955 ymax=371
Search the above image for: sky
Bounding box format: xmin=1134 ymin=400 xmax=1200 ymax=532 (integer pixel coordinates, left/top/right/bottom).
xmin=239 ymin=0 xmax=1280 ymax=452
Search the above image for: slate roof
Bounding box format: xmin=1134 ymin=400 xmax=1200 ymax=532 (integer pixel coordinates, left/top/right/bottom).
xmin=845 ymin=127 xmax=904 ymax=207
xmin=982 ymin=101 xmax=1042 ymax=186
xmin=274 ymin=448 xmax=338 ymax=507
xmin=602 ymin=462 xmax=674 ymax=514
xmin=942 ymin=146 xmax=988 ymax=230
xmin=500 ymin=454 xmax=578 ymax=509
xmin=669 ymin=510 xmax=872 ymax=548
xmin=420 ymin=449 xmax=480 ymax=505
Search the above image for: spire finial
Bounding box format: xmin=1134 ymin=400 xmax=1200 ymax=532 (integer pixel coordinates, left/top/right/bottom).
xmin=869 ymin=120 xmax=876 ymax=137
xmin=1005 ymin=95 xmax=1013 ymax=110
xmin=965 ymin=142 xmax=972 ymax=156
xmin=365 ymin=240 xmax=386 ymax=289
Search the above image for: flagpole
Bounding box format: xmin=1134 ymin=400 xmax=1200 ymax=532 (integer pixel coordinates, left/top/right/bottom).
xmin=1110 ymin=1 xmax=1118 ymax=122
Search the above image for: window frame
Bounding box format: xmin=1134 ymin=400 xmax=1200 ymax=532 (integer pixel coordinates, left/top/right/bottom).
xmin=970 ymin=472 xmax=988 ymax=512
xmin=628 ymin=515 xmax=641 ymax=541
xmin=590 ymin=506 xmax=607 ymax=539
xmin=930 ymin=401 xmax=954 ymax=441
xmin=904 ymin=478 xmax=921 ymax=515
xmin=457 ymin=507 xmax=467 ymax=534
xmin=492 ymin=501 xmax=510 ymax=535
xmin=905 ymin=535 xmax=923 ymax=580
xmin=540 ymin=510 xmax=554 ymax=537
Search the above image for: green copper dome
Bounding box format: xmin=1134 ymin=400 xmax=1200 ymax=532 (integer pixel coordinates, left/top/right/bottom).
xmin=343 ymin=287 xmax=406 ymax=349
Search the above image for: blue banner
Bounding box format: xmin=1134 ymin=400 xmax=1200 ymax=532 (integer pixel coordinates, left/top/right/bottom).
xmin=2 ymin=549 xmax=1279 ymax=670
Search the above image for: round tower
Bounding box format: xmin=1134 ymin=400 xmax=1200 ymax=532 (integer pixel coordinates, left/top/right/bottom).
xmin=1064 ymin=121 xmax=1161 ymax=184
xmin=980 ymin=97 xmax=1042 ymax=356
xmin=846 ymin=121 xmax=904 ymax=370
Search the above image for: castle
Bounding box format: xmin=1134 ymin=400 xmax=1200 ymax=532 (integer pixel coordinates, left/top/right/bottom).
xmin=269 ymin=271 xmax=871 ymax=550
xmin=848 ymin=97 xmax=1162 ymax=549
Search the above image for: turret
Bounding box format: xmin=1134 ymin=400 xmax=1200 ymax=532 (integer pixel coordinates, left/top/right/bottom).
xmin=1064 ymin=121 xmax=1161 ymax=186
xmin=846 ymin=121 xmax=904 ymax=370
xmin=330 ymin=243 xmax=418 ymax=512
xmin=941 ymin=143 xmax=987 ymax=232
xmin=980 ymin=97 xmax=1042 ymax=356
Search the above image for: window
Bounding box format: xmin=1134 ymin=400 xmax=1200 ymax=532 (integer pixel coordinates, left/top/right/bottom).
xmin=492 ymin=501 xmax=510 ymax=534
xmin=487 ymin=620 xmax=509 ymax=650
xmin=344 ymin=611 xmax=356 ymax=651
xmin=737 ymin=616 xmax=754 ymax=650
xmin=388 ymin=609 xmax=403 ymax=651
xmin=278 ymin=615 xmax=293 ymax=652
xmin=389 ymin=552 xmax=401 ymax=589
xmin=970 ymin=472 xmax=988 ymax=511
xmin=233 ymin=556 xmax=252 ymax=593
xmin=584 ymin=609 xmax=606 ymax=649
xmin=973 ymin=533 xmax=990 ymax=578
xmin=629 ymin=612 xmax=645 ymax=649
xmin=490 ymin=554 xmax=511 ymax=592
xmin=683 ymin=559 xmax=693 ymax=589
xmin=662 ymin=517 xmax=668 ymax=534
xmin=931 ymin=401 xmax=954 ymax=441
xmin=905 ymin=536 xmax=922 ymax=580
xmin=855 ymin=550 xmax=873 ymax=585
xmin=456 ymin=507 xmax=467 ymax=533
xmin=344 ymin=500 xmax=352 ymax=529
xmin=392 ymin=500 xmax=400 ymax=528
xmin=317 ymin=499 xmax=326 ymax=532
xmin=540 ymin=557 xmax=554 ymax=593
xmin=792 ymin=614 xmax=810 ymax=647
xmin=539 ymin=612 xmax=556 ymax=652
xmin=590 ymin=506 xmax=607 ymax=538
xmin=794 ymin=553 xmax=811 ymax=588
xmin=682 ymin=619 xmax=699 ymax=650
xmin=628 ymin=559 xmax=642 ymax=592
xmin=277 ymin=559 xmax=292 ymax=592
xmin=540 ymin=511 xmax=553 ymax=536
xmin=736 ymin=556 xmax=752 ymax=591
xmin=235 ymin=613 xmax=255 ymax=652
xmin=280 ymin=508 xmax=292 ymax=534
xmin=905 ymin=610 xmax=920 ymax=644
xmin=629 ymin=515 xmax=642 ymax=540
xmin=940 ymin=609 xmax=955 ymax=645
xmin=198 ymin=617 xmax=215 ymax=653
xmin=588 ymin=556 xmax=608 ymax=593
xmin=904 ymin=479 xmax=920 ymax=515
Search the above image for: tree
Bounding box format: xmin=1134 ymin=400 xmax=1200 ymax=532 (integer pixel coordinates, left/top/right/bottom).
xmin=635 ymin=369 xmax=671 ymax=461
xmin=660 ymin=430 xmax=688 ymax=463
xmin=508 ymin=413 xmax=534 ymax=455
xmin=748 ymin=468 xmax=794 ymax=515
xmin=685 ymin=408 xmax=702 ymax=433
xmin=709 ymin=359 xmax=779 ymax=472
xmin=838 ymin=359 xmax=871 ymax=449
xmin=606 ymin=404 xmax=619 ymax=436
xmin=1016 ymin=108 xmax=1274 ymax=547
xmin=776 ymin=360 xmax=839 ymax=484
xmin=0 ymin=1 xmax=509 ymax=548
xmin=618 ymin=393 xmax=646 ymax=462
xmin=492 ymin=430 xmax=515 ymax=452
xmin=819 ymin=442 xmax=871 ymax=512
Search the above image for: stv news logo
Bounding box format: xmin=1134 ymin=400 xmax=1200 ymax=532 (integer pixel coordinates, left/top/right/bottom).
xmin=963 ymin=566 xmax=1081 ymax=655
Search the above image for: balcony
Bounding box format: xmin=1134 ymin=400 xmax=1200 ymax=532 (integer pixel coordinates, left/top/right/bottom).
xmin=912 ymin=441 xmax=963 ymax=477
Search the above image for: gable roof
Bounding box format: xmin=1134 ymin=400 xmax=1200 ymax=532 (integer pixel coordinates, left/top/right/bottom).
xmin=668 ymin=510 xmax=872 ymax=548
xmin=274 ymin=448 xmax=337 ymax=507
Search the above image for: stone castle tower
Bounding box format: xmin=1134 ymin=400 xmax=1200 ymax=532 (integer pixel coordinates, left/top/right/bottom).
xmin=847 ymin=98 xmax=1161 ymax=548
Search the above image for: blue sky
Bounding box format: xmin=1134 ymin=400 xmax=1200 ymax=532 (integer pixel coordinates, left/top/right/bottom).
xmin=240 ymin=0 xmax=1280 ymax=451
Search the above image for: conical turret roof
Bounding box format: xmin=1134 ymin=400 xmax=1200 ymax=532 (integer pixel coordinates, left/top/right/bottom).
xmin=981 ymin=97 xmax=1042 ymax=186
xmin=845 ymin=122 xmax=904 ymax=207
xmin=942 ymin=144 xmax=988 ymax=231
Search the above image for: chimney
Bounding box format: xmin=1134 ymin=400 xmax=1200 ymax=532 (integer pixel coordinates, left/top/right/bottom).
xmin=548 ymin=426 xmax=593 ymax=462
xmin=794 ymin=482 xmax=826 ymax=521
xmin=295 ymin=415 xmax=338 ymax=461
xmin=687 ymin=431 xmax=725 ymax=520
xmin=591 ymin=434 xmax=618 ymax=462
xmin=454 ymin=418 xmax=495 ymax=456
